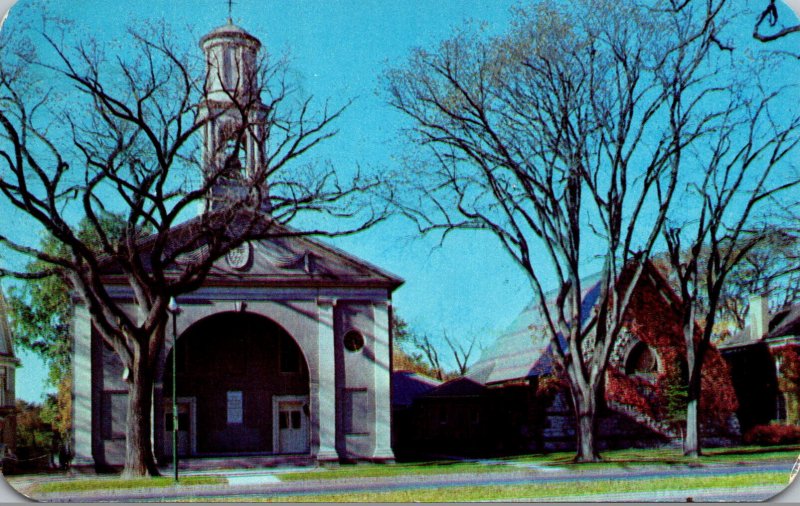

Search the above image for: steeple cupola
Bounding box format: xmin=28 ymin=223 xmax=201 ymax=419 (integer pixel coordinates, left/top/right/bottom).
xmin=200 ymin=23 xmax=261 ymax=104
xmin=198 ymin=21 xmax=270 ymax=213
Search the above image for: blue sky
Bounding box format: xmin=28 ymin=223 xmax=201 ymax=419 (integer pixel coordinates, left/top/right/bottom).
xmin=2 ymin=0 xmax=800 ymax=402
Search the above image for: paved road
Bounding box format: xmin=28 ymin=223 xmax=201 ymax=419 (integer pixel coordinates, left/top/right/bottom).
xmin=21 ymin=461 xmax=795 ymax=502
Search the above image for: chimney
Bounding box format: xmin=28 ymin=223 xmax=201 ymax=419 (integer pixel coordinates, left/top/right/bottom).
xmin=749 ymin=295 xmax=769 ymax=340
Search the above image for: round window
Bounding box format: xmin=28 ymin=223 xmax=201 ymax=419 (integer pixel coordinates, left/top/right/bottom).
xmin=343 ymin=330 xmax=364 ymax=352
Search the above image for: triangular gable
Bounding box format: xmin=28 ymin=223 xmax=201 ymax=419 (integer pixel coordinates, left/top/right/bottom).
xmin=423 ymin=376 xmax=487 ymax=398
xmin=392 ymin=371 xmax=442 ymax=408
xmin=98 ymin=213 xmax=403 ymax=290
xmin=201 ymin=233 xmax=404 ymax=289
xmin=467 ymin=261 xmax=674 ymax=385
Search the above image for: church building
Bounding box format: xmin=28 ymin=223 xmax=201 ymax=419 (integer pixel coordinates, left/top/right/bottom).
xmin=72 ymin=21 xmax=402 ymax=469
xmin=0 ymin=287 xmax=18 ymax=459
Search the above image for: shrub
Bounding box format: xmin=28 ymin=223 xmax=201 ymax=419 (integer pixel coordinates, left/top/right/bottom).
xmin=743 ymin=423 xmax=800 ymax=446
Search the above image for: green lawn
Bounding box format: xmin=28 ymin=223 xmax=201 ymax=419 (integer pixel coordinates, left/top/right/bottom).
xmin=277 ymin=444 xmax=800 ymax=480
xmin=30 ymin=475 xmax=225 ymax=494
xmin=251 ymin=471 xmax=789 ymax=502
xmin=514 ymin=445 xmax=800 ymax=469
xmin=20 ymin=444 xmax=799 ymax=497
xmin=279 ymin=460 xmax=516 ymax=481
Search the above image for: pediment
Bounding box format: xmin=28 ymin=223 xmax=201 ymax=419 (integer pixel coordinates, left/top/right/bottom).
xmin=97 ymin=213 xmax=403 ymax=291
xmin=203 ymin=234 xmax=403 ymax=289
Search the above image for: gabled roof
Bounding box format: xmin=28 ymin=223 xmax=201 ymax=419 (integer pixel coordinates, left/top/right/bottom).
xmin=392 ymin=371 xmax=441 ymax=408
xmin=767 ymin=304 xmax=800 ymax=339
xmin=421 ymin=376 xmax=487 ymax=398
xmin=198 ymin=232 xmax=403 ymax=289
xmin=720 ymin=302 xmax=800 ymax=350
xmin=467 ymin=274 xmax=600 ymax=385
xmin=467 ymin=262 xmax=677 ymax=385
xmin=99 ymin=213 xmax=403 ymax=291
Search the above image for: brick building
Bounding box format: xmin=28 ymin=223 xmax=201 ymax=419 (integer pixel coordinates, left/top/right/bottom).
xmin=396 ymin=263 xmax=740 ymax=456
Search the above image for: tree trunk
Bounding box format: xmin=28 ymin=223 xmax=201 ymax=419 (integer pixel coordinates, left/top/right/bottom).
xmin=682 ymin=302 xmax=701 ymax=458
xmin=683 ymin=366 xmax=702 ymax=458
xmin=122 ymin=358 xmax=160 ymax=478
xmin=573 ymin=384 xmax=601 ymax=463
xmin=575 ymin=410 xmax=600 ymax=462
xmin=683 ymin=397 xmax=699 ymax=457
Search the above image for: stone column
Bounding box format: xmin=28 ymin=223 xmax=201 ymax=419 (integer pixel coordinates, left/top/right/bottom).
xmin=315 ymin=299 xmax=338 ymax=461
xmin=371 ymin=301 xmax=395 ymax=460
xmin=71 ymin=303 xmax=94 ymax=467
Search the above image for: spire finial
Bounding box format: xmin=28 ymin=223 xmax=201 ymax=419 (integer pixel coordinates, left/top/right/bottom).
xmin=227 ymin=0 xmax=235 ymax=23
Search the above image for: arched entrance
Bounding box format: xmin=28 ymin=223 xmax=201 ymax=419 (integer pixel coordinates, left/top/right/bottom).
xmin=162 ymin=312 xmax=310 ymax=456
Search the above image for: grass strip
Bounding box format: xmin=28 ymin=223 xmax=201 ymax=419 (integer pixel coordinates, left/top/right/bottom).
xmin=514 ymin=445 xmax=800 ymax=467
xmin=256 ymin=471 xmax=787 ymax=502
xmin=279 ymin=445 xmax=800 ymax=480
xmin=280 ymin=461 xmax=515 ymax=481
xmin=31 ymin=475 xmax=225 ymax=494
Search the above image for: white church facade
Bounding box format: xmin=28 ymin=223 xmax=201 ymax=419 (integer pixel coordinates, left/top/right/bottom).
xmin=72 ymin=21 xmax=402 ymax=469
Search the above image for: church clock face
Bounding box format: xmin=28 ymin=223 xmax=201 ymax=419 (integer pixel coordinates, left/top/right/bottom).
xmin=225 ymin=242 xmax=251 ymax=270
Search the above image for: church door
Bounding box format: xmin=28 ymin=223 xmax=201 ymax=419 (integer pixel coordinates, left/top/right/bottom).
xmin=273 ymin=396 xmax=309 ymax=453
xmin=177 ymin=399 xmax=195 ymax=456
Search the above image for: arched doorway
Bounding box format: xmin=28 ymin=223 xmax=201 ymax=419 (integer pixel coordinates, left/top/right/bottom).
xmin=624 ymin=341 xmax=659 ymax=382
xmin=162 ymin=312 xmax=310 ymax=456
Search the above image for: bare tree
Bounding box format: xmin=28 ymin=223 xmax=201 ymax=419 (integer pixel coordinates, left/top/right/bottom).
xmin=413 ymin=334 xmax=445 ymax=381
xmin=717 ymin=228 xmax=800 ymax=330
xmin=663 ymin=79 xmax=800 ymax=456
xmin=385 ymin=0 xmax=730 ymax=462
xmin=753 ymin=0 xmax=800 ymax=42
xmin=442 ymin=331 xmax=479 ymax=377
xmin=0 ymin=20 xmax=383 ymax=477
xmin=411 ymin=331 xmax=480 ymax=380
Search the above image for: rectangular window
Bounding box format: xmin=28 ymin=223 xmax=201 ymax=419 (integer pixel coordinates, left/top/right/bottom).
xmin=777 ymin=392 xmax=787 ymax=422
xmin=0 ymin=368 xmax=6 ymax=406
xmin=112 ymin=395 xmax=127 ymax=438
xmin=103 ymin=393 xmax=128 ymax=439
xmin=227 ymin=391 xmax=243 ymax=425
xmin=344 ymin=389 xmax=369 ymax=434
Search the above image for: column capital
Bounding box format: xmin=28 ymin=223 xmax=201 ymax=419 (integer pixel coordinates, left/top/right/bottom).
xmin=317 ymin=297 xmax=337 ymax=308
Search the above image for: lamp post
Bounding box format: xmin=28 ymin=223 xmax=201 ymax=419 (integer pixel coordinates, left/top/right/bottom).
xmin=167 ymin=297 xmax=182 ymax=482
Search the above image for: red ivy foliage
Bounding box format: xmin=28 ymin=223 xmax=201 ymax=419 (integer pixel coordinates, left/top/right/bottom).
xmin=743 ymin=423 xmax=800 ymax=445
xmin=604 ymin=270 xmax=738 ymax=429
xmin=774 ymin=346 xmax=800 ymax=394
xmin=606 ymin=367 xmax=657 ymax=417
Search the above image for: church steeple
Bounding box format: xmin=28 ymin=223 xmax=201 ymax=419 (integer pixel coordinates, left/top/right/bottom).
xmin=198 ymin=21 xmax=270 ymax=213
